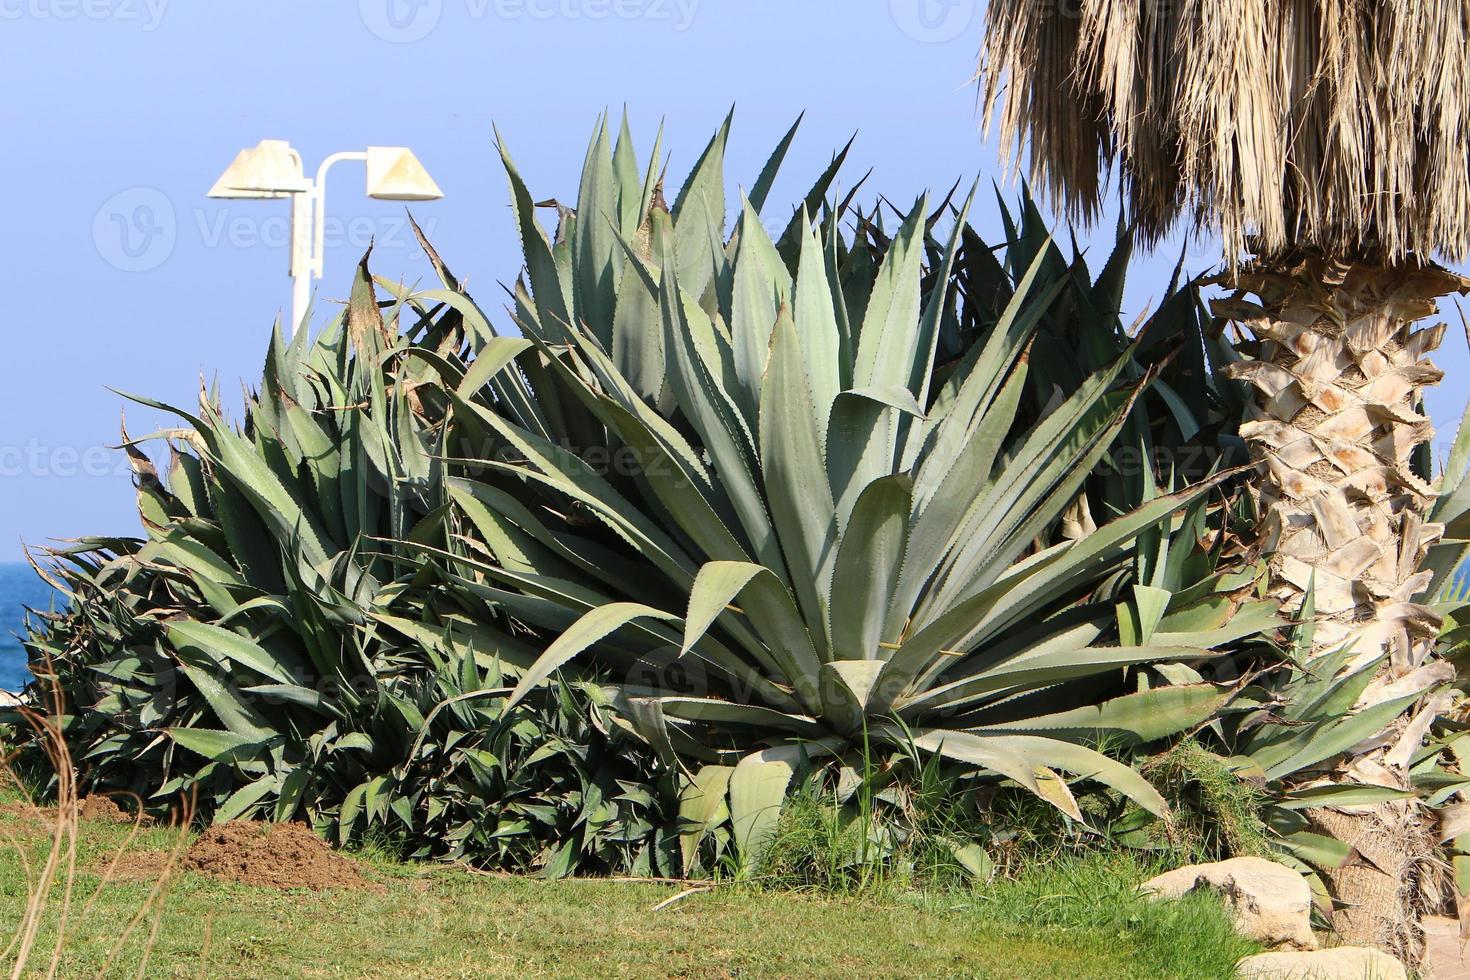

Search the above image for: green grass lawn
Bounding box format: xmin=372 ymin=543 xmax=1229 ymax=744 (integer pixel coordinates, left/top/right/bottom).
xmin=0 ymin=801 xmax=1256 ymax=979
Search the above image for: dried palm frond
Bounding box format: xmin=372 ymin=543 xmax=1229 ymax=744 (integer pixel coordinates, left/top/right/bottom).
xmin=978 ymin=0 xmax=1470 ymax=264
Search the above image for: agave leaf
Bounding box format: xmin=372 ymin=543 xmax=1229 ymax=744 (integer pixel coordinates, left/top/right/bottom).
xmin=678 ymin=764 xmax=734 ymax=874
xmin=842 ymin=385 xmax=928 ymax=418
xmin=829 ymin=475 xmax=912 ymax=660
xmin=240 ymin=684 xmax=325 ymax=712
xmin=214 ymin=776 xmax=276 ymax=824
xmin=275 ymin=767 xmax=310 ymax=822
xmin=948 ymin=841 xmax=995 ymax=882
xmin=495 ymin=128 xmax=571 ymax=330
xmin=1031 ymin=766 xmax=1084 ymax=821
xmin=339 ymin=780 xmax=369 ymax=846
xmin=659 ymin=255 xmax=784 ymax=577
xmin=909 ymin=729 xmax=1039 ymax=792
xmin=901 ymin=645 xmax=1206 ymax=716
xmin=457 ymin=338 xmax=534 ymax=398
xmin=1154 ymin=599 xmax=1283 ymax=647
xmin=759 ymin=307 xmax=838 ymax=635
xmin=657 ymin=698 xmax=823 ymax=736
xmin=507 ymin=602 xmax=681 ymax=709
xmin=671 ymin=110 xmax=732 ymax=301
xmin=731 ymin=197 xmax=793 ymax=419
xmin=610 ymin=249 xmax=666 ymax=402
xmin=1280 ymin=830 xmax=1358 ymax=871
xmin=174 ymin=662 xmax=275 ymax=741
xmin=168 ymin=621 xmax=298 ymax=686
xmin=624 ymin=697 xmax=679 ymax=769
xmin=1126 ymin=585 xmax=1172 ymax=646
xmin=572 ymin=116 xmax=622 ymax=346
xmin=821 ymin=659 xmax=886 ymax=731
xmin=730 ymin=744 xmax=800 ymax=873
xmin=853 ymin=197 xmax=927 ymax=392
xmin=683 ymin=560 xmax=822 ymax=702
xmin=610 ymin=111 xmax=643 ymax=233
xmin=1261 ymin=691 xmax=1427 ymax=781
xmin=747 ymin=114 xmax=802 ymax=216
xmin=792 ymin=213 xmax=842 ymax=445
xmin=990 ymin=734 xmax=1171 ymax=819
xmin=166 ymin=727 xmax=270 ymax=763
xmin=1276 ymin=783 xmax=1415 ymax=810
xmin=826 ymin=392 xmax=896 ymax=525
xmin=977 ymin=683 xmax=1234 ymax=745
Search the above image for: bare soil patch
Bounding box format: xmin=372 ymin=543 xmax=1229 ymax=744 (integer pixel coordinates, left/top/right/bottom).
xmin=78 ymin=794 xmax=132 ymax=823
xmin=94 ymin=819 xmax=383 ymax=892
xmin=0 ymin=794 xmax=138 ymax=826
xmin=183 ymin=821 xmax=378 ymax=891
xmin=104 ymin=820 xmax=379 ymax=891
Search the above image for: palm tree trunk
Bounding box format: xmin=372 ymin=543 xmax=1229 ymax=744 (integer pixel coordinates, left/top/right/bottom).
xmin=1218 ymin=253 xmax=1468 ymax=961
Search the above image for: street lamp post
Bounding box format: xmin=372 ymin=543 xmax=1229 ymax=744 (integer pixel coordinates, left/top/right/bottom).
xmin=208 ymin=140 xmax=443 ymax=336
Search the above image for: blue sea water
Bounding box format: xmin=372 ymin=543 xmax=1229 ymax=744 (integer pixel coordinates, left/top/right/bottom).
xmin=1 ymin=563 xmax=61 ymax=692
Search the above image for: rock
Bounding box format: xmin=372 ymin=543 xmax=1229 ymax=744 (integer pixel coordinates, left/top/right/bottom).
xmin=1142 ymin=856 xmax=1316 ymax=949
xmin=1234 ymin=947 xmax=1407 ymax=979
xmin=1420 ymin=915 xmax=1470 ymax=980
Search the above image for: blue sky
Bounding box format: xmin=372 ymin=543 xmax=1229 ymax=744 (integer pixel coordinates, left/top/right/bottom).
xmin=2 ymin=0 xmax=1467 ymax=563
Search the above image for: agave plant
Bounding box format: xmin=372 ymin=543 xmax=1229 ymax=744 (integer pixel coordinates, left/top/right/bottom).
xmin=417 ymin=113 xmax=1280 ymax=867
xmin=11 ymin=250 xmax=689 ymax=875
xmin=1159 ymin=391 xmax=1470 ymax=953
xmin=1402 ymin=394 xmax=1470 ymax=931
xmin=1215 ymin=595 xmax=1447 ymax=923
xmin=16 ymin=112 xmax=1277 ymax=877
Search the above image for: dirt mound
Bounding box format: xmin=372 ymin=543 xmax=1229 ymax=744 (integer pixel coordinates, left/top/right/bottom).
xmin=181 ymin=821 xmax=378 ymax=892
xmin=78 ymin=794 xmax=133 ymax=823
xmin=0 ymin=794 xmax=137 ymax=826
xmin=0 ymin=801 xmax=42 ymax=822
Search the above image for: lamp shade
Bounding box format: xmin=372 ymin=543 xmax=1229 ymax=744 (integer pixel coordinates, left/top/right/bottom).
xmin=208 ymin=139 xmax=309 ymax=198
xmin=365 ymin=146 xmax=443 ymax=201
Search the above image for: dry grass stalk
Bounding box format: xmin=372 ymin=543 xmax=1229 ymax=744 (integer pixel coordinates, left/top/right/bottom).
xmin=1 ymin=659 xmax=189 ymax=978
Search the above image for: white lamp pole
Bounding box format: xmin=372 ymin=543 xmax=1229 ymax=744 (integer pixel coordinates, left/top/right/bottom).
xmin=209 ymin=140 xmax=444 ymax=336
